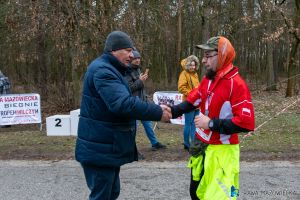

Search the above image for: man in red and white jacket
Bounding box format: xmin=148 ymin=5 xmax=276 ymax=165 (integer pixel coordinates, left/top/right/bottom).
xmin=171 ymin=36 xmax=255 ymax=200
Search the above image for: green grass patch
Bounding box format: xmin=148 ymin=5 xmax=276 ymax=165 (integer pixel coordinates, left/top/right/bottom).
xmin=241 ymin=112 xmax=300 ymax=153
xmin=0 ymin=130 xmax=76 ymax=159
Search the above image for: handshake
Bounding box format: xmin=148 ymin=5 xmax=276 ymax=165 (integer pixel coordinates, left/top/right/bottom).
xmin=159 ymin=104 xmax=212 ymax=129
xmin=160 ymin=105 xmax=172 ymax=122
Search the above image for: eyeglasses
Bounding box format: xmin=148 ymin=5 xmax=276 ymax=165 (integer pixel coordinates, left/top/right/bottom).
xmin=203 ymin=54 xmax=218 ymax=59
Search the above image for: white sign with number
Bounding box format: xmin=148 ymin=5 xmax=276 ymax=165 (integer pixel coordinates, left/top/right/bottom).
xmin=0 ymin=93 xmax=41 ymax=125
xmin=46 ymin=115 xmax=71 ymax=136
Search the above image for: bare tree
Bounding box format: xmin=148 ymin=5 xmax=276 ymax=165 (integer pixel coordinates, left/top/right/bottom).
xmin=0 ymin=0 xmax=298 ymax=112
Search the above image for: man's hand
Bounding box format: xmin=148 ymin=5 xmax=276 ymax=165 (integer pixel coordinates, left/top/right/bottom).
xmin=139 ymin=73 xmax=148 ymax=82
xmin=160 ymin=105 xmax=172 ymax=122
xmin=194 ymin=113 xmax=210 ymax=130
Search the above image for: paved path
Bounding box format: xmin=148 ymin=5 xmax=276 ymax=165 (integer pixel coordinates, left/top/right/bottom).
xmin=0 ymin=160 xmax=299 ymax=200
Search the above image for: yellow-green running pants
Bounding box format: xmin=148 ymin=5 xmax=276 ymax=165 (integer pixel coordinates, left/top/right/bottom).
xmin=188 ymin=144 xmax=240 ymax=200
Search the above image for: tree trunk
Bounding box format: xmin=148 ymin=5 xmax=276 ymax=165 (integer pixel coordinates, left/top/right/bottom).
xmin=176 ymin=0 xmax=182 ymax=72
xmin=285 ymin=0 xmax=300 ymax=97
xmin=266 ymin=11 xmax=277 ymax=91
xmin=286 ymin=39 xmax=300 ymax=97
xmin=266 ymin=41 xmax=276 ymax=91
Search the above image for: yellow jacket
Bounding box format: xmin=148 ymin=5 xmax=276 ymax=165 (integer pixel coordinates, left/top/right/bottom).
xmin=178 ymin=55 xmax=200 ymax=100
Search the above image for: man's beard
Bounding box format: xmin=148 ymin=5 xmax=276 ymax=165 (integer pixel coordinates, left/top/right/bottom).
xmin=206 ymin=68 xmax=216 ymax=80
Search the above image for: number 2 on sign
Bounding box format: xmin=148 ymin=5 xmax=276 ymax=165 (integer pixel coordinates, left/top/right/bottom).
xmin=55 ymin=118 xmax=62 ymax=127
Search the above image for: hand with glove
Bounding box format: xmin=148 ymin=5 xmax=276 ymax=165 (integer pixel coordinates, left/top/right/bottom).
xmin=189 ymin=138 xmax=208 ymax=157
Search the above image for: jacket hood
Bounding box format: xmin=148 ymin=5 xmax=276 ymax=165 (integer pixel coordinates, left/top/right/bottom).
xmin=180 ymin=55 xmax=200 ymax=71
xmin=216 ymin=37 xmax=236 ymax=72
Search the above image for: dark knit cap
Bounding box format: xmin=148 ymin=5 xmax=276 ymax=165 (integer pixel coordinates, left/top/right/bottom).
xmin=132 ymin=50 xmax=141 ymax=59
xmin=104 ymin=31 xmax=134 ymax=52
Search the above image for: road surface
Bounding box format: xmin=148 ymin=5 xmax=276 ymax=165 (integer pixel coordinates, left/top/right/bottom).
xmin=0 ymin=160 xmax=299 ymax=200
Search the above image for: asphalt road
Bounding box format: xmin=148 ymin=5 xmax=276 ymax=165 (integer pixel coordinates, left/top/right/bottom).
xmin=0 ymin=160 xmax=299 ymax=200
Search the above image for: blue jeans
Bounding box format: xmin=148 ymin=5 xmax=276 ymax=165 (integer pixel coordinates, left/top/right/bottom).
xmin=137 ymin=120 xmax=158 ymax=146
xmin=183 ymin=110 xmax=199 ymax=148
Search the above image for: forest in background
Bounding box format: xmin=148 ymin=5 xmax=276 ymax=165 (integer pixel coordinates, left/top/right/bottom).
xmin=0 ymin=0 xmax=299 ymax=111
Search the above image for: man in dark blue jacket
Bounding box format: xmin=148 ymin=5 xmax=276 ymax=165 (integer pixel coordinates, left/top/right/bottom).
xmin=75 ymin=31 xmax=171 ymax=200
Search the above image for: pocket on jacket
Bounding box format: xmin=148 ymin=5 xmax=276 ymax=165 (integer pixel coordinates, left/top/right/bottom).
xmin=112 ymin=126 xmax=136 ymax=156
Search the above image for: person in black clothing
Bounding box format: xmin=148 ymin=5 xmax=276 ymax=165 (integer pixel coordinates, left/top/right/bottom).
xmin=0 ymin=70 xmax=11 ymax=128
xmin=125 ymin=49 xmax=166 ymax=151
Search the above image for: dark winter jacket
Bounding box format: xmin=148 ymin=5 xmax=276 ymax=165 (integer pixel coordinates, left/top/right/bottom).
xmin=0 ymin=70 xmax=10 ymax=94
xmin=124 ymin=64 xmax=148 ymax=102
xmin=75 ymin=53 xmax=162 ymax=167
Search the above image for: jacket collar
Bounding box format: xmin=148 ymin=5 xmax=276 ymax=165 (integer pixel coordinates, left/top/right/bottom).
xmin=102 ymin=52 xmax=129 ymax=75
xmin=216 ymin=63 xmax=234 ymax=78
xmin=130 ymin=63 xmax=140 ymax=69
xmin=206 ymin=64 xmax=238 ymax=93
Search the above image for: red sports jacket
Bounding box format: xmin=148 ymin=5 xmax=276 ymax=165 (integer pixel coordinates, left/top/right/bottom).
xmin=187 ymin=64 xmax=255 ymax=144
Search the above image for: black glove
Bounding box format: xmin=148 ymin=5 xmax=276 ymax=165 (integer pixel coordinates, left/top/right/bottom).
xmin=189 ymin=138 xmax=208 ymax=157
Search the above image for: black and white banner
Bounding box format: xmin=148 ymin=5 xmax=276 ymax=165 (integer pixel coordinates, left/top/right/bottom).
xmin=0 ymin=93 xmax=41 ymax=125
xmin=153 ymin=91 xmax=184 ymax=125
